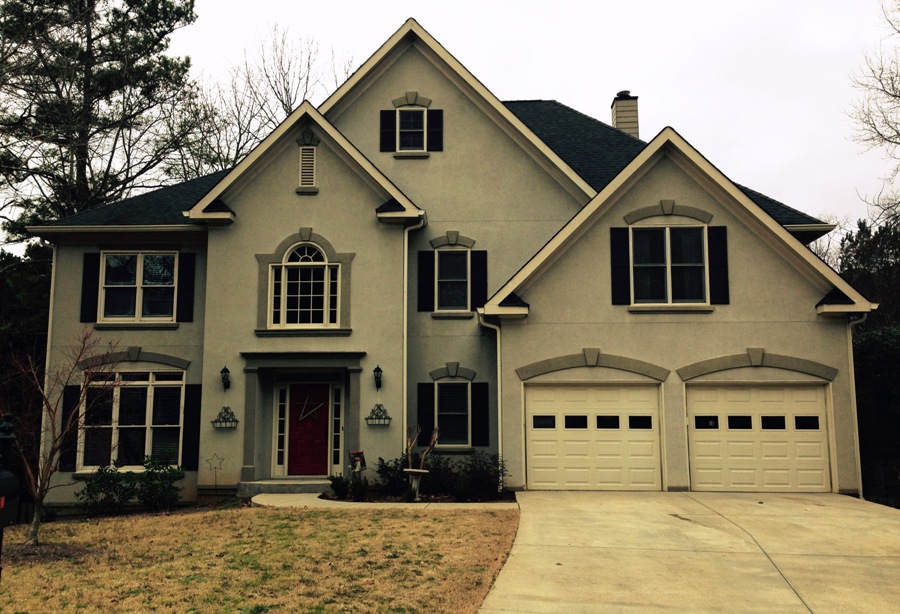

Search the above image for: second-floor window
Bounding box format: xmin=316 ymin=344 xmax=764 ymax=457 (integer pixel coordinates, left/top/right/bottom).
xmin=631 ymin=227 xmax=706 ymax=304
xmin=270 ymin=244 xmax=340 ymax=327
xmin=101 ymin=252 xmax=177 ymax=322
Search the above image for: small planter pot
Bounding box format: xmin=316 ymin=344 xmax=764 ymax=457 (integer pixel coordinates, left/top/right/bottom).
xmin=403 ymin=468 xmax=430 ymax=502
xmin=211 ymin=420 xmax=239 ymax=429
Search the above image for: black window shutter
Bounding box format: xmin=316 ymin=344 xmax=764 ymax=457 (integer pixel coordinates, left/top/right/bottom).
xmin=610 ymin=228 xmax=631 ymax=305
xmin=427 ymin=109 xmax=443 ymax=152
xmin=176 ymin=253 xmax=196 ymax=323
xmin=471 ymin=382 xmax=489 ymax=446
xmin=181 ymin=384 xmax=202 ymax=470
xmin=470 ymin=250 xmax=487 ymax=310
xmin=417 ymin=383 xmax=435 ymax=446
xmin=380 ymin=110 xmax=396 ymax=152
xmin=80 ymin=253 xmax=101 ymax=323
xmin=708 ymin=226 xmax=730 ymax=304
xmin=417 ymin=251 xmax=435 ymax=312
xmin=59 ymin=385 xmax=80 ymax=472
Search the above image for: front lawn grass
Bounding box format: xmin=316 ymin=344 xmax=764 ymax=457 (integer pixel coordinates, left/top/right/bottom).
xmin=2 ymin=504 xmax=519 ymax=613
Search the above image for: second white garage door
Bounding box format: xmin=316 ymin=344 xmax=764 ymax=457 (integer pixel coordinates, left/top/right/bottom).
xmin=525 ymin=385 xmax=662 ymax=490
xmin=687 ymin=385 xmax=831 ymax=492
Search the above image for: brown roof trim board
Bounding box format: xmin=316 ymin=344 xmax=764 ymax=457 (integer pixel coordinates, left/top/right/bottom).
xmin=484 ymin=126 xmax=876 ymax=318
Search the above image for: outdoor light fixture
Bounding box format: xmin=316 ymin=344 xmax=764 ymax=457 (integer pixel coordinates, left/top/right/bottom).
xmin=220 ymin=366 xmax=231 ymax=391
xmin=373 ymin=365 xmax=383 ymax=390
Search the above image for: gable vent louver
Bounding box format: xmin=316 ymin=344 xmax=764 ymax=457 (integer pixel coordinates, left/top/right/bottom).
xmin=300 ymin=146 xmax=316 ymax=187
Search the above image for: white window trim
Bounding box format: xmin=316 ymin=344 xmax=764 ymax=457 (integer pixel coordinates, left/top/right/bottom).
xmin=268 ymin=243 xmax=341 ymax=329
xmin=396 ymin=106 xmax=427 ymax=152
xmin=99 ymin=251 xmax=178 ymax=323
xmin=629 ymin=224 xmax=710 ymax=306
xmin=435 ymin=380 xmax=472 ymax=448
xmin=434 ymin=247 xmax=471 ymax=313
xmin=77 ymin=371 xmax=184 ymax=471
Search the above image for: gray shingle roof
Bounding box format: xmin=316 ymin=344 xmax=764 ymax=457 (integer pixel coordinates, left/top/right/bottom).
xmin=40 ymin=101 xmax=823 ymax=230
xmin=505 ymin=100 xmax=825 ymax=227
xmin=44 ymin=170 xmax=230 ymax=227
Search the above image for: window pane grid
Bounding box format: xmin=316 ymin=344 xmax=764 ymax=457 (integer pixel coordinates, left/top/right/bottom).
xmin=632 ymin=227 xmax=707 ymax=304
xmin=271 ymin=251 xmax=339 ymax=328
xmin=437 ymin=251 xmax=469 ymax=311
xmin=437 ymin=382 xmax=469 ymax=445
xmin=398 ymin=109 xmax=425 ymax=151
xmin=79 ymin=372 xmax=183 ymax=469
xmin=102 ymin=252 xmax=176 ymax=321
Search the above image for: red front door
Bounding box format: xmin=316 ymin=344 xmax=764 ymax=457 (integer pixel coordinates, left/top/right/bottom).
xmin=288 ymin=384 xmax=331 ymax=475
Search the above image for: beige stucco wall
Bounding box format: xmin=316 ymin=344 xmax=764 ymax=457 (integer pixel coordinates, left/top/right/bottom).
xmin=498 ymin=154 xmax=860 ymax=493
xmin=327 ymin=42 xmax=588 ymax=454
xmin=44 ymin=234 xmax=207 ymax=504
xmin=199 ymin=126 xmax=408 ymax=486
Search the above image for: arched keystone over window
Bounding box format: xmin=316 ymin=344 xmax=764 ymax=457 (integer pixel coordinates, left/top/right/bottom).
xmin=256 ymin=229 xmax=354 ymax=335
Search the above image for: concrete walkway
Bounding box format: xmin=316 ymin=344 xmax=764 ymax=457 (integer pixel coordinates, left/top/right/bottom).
xmin=251 ymin=492 xmax=518 ymax=510
xmin=479 ymin=491 xmax=900 ymax=614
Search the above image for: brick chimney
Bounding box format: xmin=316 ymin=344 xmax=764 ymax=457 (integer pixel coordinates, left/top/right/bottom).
xmin=611 ymin=90 xmax=639 ymax=138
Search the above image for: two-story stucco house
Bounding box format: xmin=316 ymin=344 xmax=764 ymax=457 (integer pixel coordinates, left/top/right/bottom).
xmin=30 ymin=19 xmax=875 ymax=505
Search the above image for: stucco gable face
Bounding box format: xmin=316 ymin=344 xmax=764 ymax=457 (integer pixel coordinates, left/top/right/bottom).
xmin=515 ymin=153 xmax=833 ymax=325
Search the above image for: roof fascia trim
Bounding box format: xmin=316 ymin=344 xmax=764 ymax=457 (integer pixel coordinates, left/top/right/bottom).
xmin=27 ymin=224 xmax=206 ymax=236
xmin=485 ymin=127 xmax=873 ymax=312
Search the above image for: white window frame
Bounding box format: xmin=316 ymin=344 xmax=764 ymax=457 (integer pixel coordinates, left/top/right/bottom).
xmin=396 ymin=107 xmax=427 ymax=152
xmin=435 ymin=380 xmax=471 ymax=448
xmin=78 ymin=371 xmax=185 ymax=471
xmin=99 ymin=251 xmax=178 ymax=323
xmin=629 ymin=224 xmax=709 ymax=305
xmin=434 ymin=247 xmax=471 ymax=312
xmin=268 ymin=243 xmax=341 ymax=329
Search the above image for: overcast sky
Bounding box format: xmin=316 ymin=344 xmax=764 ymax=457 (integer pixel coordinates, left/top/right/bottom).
xmin=166 ymin=0 xmax=895 ymax=227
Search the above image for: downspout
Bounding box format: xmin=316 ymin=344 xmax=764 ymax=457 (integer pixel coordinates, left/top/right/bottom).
xmin=402 ymin=213 xmax=427 ymax=449
xmin=848 ymin=312 xmax=868 ymax=498
xmin=477 ymin=309 xmax=503 ymax=488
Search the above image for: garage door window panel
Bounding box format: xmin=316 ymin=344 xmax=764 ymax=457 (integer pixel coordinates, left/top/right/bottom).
xmin=564 ymin=415 xmax=588 ymax=429
xmin=629 ymin=415 xmax=653 ymax=430
xmin=533 ymin=415 xmax=556 ymax=429
xmin=728 ymin=415 xmax=753 ymax=430
xmin=695 ymin=415 xmax=719 ymax=429
xmin=761 ymin=416 xmax=786 ymax=430
xmin=596 ymin=415 xmax=620 ymax=429
xmin=795 ymin=416 xmax=820 ymax=430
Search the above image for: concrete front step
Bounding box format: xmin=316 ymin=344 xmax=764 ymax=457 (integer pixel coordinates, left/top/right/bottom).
xmin=237 ymin=478 xmax=330 ymax=498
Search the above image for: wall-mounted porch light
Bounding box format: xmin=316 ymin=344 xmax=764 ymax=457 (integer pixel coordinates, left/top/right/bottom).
xmin=220 ymin=366 xmax=231 ymax=391
xmin=373 ymin=365 xmax=383 ymax=390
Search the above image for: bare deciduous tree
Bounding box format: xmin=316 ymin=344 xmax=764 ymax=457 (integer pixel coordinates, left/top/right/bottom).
xmin=808 ymin=213 xmax=851 ymax=269
xmin=851 ymin=1 xmax=900 ymax=225
xmin=165 ymin=25 xmax=355 ymax=182
xmin=1 ymin=328 xmax=121 ymax=545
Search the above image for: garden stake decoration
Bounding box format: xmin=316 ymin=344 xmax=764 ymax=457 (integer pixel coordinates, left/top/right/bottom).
xmin=206 ymin=454 xmax=225 ymax=493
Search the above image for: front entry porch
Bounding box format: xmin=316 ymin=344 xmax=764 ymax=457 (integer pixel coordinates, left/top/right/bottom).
xmin=235 ymin=352 xmax=365 ymax=490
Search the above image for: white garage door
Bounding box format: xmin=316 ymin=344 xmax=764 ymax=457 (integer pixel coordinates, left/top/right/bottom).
xmin=525 ymin=385 xmax=662 ymax=490
xmin=687 ymin=385 xmax=831 ymax=492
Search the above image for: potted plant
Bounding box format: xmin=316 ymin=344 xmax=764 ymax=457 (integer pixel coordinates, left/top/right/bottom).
xmin=403 ymin=425 xmax=438 ymax=502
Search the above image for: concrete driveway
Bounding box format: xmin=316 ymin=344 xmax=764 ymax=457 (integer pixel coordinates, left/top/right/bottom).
xmin=479 ymin=491 xmax=900 ymax=613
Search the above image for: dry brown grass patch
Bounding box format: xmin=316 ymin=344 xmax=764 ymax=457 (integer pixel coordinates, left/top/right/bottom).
xmin=2 ymin=504 xmax=519 ymax=613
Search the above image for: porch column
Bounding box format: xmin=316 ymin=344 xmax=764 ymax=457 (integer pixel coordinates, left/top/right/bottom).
xmin=345 ymin=367 xmax=362 ymax=456
xmin=241 ymin=367 xmax=258 ymax=481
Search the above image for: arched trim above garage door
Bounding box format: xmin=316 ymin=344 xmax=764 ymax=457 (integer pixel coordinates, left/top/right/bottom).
xmin=516 ymin=347 xmax=669 ymax=382
xmin=677 ymin=348 xmax=837 ymax=381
